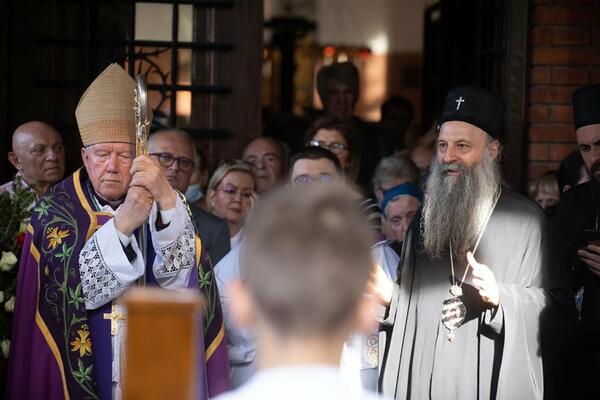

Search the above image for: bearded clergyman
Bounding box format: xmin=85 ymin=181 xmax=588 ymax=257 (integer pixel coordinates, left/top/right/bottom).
xmin=368 ymin=86 xmax=573 ymax=399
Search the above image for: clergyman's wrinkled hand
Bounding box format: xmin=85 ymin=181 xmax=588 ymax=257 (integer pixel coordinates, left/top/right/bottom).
xmin=467 ymin=251 xmax=500 ymax=307
xmin=129 ymin=155 xmax=176 ymax=210
xmin=113 ymin=186 xmax=153 ymax=237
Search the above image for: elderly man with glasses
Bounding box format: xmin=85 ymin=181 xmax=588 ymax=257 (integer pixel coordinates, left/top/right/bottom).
xmin=148 ymin=128 xmax=231 ymax=267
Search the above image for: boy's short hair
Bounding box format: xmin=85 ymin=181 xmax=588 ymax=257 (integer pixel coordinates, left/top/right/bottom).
xmin=288 ymin=146 xmax=342 ymax=179
xmin=241 ymin=184 xmax=373 ymax=337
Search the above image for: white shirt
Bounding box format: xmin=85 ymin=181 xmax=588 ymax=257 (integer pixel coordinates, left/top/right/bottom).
xmin=215 ymin=365 xmax=386 ymax=400
xmin=340 ymin=241 xmax=401 ymax=393
xmin=372 ymin=240 xmax=400 ymax=280
xmin=214 ymin=240 xmax=258 ymax=365
xmin=230 ymin=228 xmax=245 ymax=250
xmin=78 ymin=194 xmax=196 ymax=399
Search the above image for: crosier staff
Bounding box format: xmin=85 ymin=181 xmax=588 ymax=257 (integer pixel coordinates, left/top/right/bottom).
xmin=134 ymin=74 xmax=150 ymax=285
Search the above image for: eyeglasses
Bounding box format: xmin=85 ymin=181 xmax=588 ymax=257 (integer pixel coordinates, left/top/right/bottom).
xmin=149 ymin=152 xmax=195 ymax=172
xmin=217 ymin=183 xmax=254 ymax=199
xmin=309 ymin=140 xmax=348 ymax=155
xmin=292 ymin=174 xmax=335 ymax=184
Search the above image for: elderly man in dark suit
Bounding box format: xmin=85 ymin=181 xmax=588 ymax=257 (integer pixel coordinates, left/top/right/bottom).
xmin=148 ymin=128 xmax=230 ymax=265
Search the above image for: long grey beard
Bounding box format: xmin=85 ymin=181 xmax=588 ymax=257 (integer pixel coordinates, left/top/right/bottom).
xmin=421 ymin=151 xmax=501 ymax=259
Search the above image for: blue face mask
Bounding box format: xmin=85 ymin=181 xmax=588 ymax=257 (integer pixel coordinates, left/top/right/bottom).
xmin=185 ymin=183 xmax=204 ymax=203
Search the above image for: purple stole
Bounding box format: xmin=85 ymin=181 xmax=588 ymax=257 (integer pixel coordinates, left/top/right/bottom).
xmin=195 ymin=244 xmax=230 ymax=397
xmin=7 ymin=169 xmax=230 ymax=399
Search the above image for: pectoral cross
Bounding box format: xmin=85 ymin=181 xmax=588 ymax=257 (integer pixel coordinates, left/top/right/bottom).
xmin=455 ymin=96 xmax=465 ymax=110
xmin=104 ymin=303 xmax=126 ymax=336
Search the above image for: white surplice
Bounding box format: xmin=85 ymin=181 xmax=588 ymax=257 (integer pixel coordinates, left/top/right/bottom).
xmin=78 ymin=194 xmax=195 ymax=399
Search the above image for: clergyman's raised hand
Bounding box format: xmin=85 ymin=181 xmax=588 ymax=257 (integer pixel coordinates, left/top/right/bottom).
xmin=113 ymin=186 xmax=153 ymax=236
xmin=467 ymin=251 xmax=500 ymax=307
xmin=129 ymin=155 xmax=176 ymax=210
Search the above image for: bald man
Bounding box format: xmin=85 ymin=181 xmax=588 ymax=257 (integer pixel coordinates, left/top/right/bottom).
xmin=2 ymin=121 xmax=65 ymax=199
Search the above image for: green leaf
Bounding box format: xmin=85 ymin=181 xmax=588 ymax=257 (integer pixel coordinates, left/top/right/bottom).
xmin=34 ymin=202 xmax=50 ymax=217
xmin=68 ymin=284 xmax=84 ymax=310
xmin=77 ymin=358 xmax=85 ymax=370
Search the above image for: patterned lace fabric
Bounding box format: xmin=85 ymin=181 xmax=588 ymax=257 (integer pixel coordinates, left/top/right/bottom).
xmin=79 ymin=234 xmax=126 ymax=308
xmin=157 ymin=220 xmax=195 ymax=275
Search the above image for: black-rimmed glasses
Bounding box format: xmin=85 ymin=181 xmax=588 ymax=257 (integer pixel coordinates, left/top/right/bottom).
xmin=149 ymin=152 xmax=195 ymax=172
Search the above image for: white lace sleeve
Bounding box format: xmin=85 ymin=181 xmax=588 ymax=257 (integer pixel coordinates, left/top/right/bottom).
xmin=150 ymin=193 xmax=195 ymax=290
xmin=78 ymin=219 xmax=145 ymax=310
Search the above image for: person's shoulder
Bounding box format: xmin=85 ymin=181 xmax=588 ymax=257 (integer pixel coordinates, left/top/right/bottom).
xmin=500 ymin=188 xmax=544 ymax=217
xmin=560 ymin=180 xmax=595 ymax=204
xmin=191 ymin=204 xmax=226 ymax=223
xmin=191 ymin=204 xmax=229 ymax=235
xmin=0 ymin=179 xmax=13 ymax=193
xmin=497 ymin=188 xmax=548 ymax=233
xmin=215 ymin=241 xmax=242 ymax=270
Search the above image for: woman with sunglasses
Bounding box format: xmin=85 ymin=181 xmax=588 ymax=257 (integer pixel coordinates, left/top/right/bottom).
xmin=207 ymin=160 xmax=257 ymax=249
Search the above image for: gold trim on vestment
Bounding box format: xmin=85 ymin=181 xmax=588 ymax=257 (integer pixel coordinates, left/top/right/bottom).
xmin=73 ymin=169 xmax=112 ymax=240
xmin=32 ymin=233 xmax=71 ymax=400
xmin=205 ymin=323 xmax=225 ymax=361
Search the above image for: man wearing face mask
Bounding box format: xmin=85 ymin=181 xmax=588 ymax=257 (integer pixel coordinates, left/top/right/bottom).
xmin=149 ymin=128 xmax=231 ymax=266
xmin=185 ymin=146 xmax=210 ymax=208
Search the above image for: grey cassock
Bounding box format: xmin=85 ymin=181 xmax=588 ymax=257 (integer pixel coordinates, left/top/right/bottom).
xmin=378 ymin=189 xmax=574 ymax=400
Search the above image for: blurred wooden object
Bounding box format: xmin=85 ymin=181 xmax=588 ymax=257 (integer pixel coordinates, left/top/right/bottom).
xmin=123 ymin=287 xmax=204 ymax=400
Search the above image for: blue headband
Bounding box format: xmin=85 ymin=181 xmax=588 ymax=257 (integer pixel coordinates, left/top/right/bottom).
xmin=380 ymin=183 xmax=423 ymax=215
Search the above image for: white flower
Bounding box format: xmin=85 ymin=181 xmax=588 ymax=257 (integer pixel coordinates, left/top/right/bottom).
xmin=0 ymin=291 xmax=4 ymax=303
xmin=4 ymin=296 xmax=15 ymax=313
xmin=18 ymin=220 xmax=29 ymax=234
xmin=0 ymin=339 xmax=10 ymax=359
xmin=0 ymin=251 xmax=18 ymax=272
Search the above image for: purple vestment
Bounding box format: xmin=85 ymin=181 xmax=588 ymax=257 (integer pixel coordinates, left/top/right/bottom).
xmin=8 ymin=169 xmax=229 ymax=399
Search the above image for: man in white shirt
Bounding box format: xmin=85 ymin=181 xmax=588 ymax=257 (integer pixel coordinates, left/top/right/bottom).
xmin=216 ymin=183 xmax=383 ymax=400
xmin=214 ymin=146 xmax=343 ymax=389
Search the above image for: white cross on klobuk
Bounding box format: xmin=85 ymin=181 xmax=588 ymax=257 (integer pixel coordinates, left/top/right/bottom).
xmin=455 ymin=96 xmax=465 ymax=110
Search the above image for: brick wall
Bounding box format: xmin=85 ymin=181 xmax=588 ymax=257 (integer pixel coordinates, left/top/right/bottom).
xmin=527 ymin=0 xmax=600 ymax=181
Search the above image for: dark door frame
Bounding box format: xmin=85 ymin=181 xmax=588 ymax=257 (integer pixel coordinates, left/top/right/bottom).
xmin=502 ymin=0 xmax=529 ymax=192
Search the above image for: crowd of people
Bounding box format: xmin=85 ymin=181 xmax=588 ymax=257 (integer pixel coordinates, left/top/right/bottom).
xmin=1 ymin=60 xmax=599 ymax=400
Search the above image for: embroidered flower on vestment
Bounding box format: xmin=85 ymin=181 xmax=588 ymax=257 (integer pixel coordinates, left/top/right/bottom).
xmin=70 ymin=325 xmax=92 ymax=357
xmin=46 ymin=227 xmax=70 ymax=250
